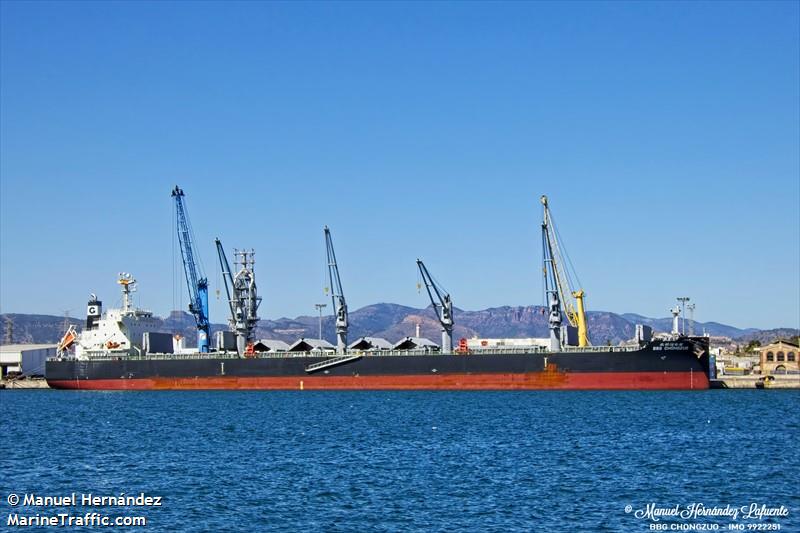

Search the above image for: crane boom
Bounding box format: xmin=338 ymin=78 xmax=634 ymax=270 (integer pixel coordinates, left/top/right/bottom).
xmin=416 ymin=259 xmax=453 ymax=353
xmin=215 ymin=238 xmax=235 ymax=321
xmin=172 ymin=186 xmax=209 ymax=352
xmin=215 ymin=238 xmax=261 ymax=356
xmin=324 ymin=226 xmax=348 ymax=354
xmin=540 ymin=195 xmax=589 ymax=347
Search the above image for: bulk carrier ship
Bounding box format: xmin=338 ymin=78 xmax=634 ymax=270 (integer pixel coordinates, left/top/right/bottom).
xmin=46 ymin=189 xmax=711 ymax=390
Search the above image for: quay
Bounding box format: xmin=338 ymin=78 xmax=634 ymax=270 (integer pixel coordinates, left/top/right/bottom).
xmin=711 ymin=375 xmax=800 ymax=389
xmin=0 ymin=377 xmax=50 ymax=389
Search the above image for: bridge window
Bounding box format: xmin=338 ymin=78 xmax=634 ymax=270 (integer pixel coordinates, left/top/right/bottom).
xmin=777 ymin=352 xmax=785 ymax=362
xmin=766 ymin=352 xmax=774 ymax=362
xmin=788 ymin=352 xmax=796 ymax=362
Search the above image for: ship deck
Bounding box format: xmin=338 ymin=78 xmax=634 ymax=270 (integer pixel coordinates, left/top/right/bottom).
xmin=52 ymin=344 xmax=645 ymax=362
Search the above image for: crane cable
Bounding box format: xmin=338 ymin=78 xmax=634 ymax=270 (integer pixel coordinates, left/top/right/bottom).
xmin=544 ymin=206 xmax=582 ymax=325
xmin=550 ymin=210 xmax=583 ymax=294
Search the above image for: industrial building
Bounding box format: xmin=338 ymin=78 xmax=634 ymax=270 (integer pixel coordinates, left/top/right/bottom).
xmin=466 ymin=338 xmax=550 ymax=350
xmin=0 ymin=344 xmax=56 ymax=378
xmin=253 ymin=339 xmax=290 ymax=353
xmin=759 ymin=340 xmax=799 ymax=375
xmin=393 ymin=337 xmax=439 ymax=351
xmin=288 ymin=338 xmax=336 ymax=353
xmin=348 ymin=337 xmax=393 ymax=351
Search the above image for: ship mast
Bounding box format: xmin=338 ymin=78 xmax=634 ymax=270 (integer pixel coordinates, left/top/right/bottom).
xmin=540 ymin=196 xmax=589 ymax=347
xmin=117 ymin=273 xmax=137 ymax=314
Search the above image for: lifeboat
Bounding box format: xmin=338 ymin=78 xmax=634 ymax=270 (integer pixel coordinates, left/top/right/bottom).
xmin=57 ymin=325 xmax=78 ymax=353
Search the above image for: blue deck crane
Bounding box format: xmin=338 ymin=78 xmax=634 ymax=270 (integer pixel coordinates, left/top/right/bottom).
xmin=172 ymin=186 xmax=209 ymax=352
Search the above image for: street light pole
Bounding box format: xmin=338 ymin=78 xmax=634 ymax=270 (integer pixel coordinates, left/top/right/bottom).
xmin=314 ymin=303 xmax=327 ymax=340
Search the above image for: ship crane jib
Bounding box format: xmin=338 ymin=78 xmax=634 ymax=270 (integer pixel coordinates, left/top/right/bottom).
xmin=324 ymin=226 xmax=348 ymax=355
xmin=215 ymin=238 xmax=261 ymax=357
xmin=416 ymin=259 xmax=454 ymax=354
xmin=171 ymin=186 xmax=210 ymax=353
xmin=540 ymin=195 xmax=589 ymax=348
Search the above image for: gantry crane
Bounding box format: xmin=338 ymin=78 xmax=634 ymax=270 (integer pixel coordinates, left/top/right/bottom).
xmin=172 ymin=186 xmax=210 ymax=352
xmin=416 ymin=259 xmax=454 ymax=353
xmin=540 ymin=195 xmax=589 ymax=348
xmin=324 ymin=226 xmax=348 ymax=354
xmin=215 ymin=238 xmax=261 ymax=356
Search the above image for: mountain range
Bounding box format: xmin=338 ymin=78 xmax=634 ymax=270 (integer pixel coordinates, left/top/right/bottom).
xmin=2 ymin=304 xmax=797 ymax=347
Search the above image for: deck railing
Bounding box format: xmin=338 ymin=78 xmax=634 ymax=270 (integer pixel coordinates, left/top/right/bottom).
xmin=49 ymin=343 xmax=642 ymax=362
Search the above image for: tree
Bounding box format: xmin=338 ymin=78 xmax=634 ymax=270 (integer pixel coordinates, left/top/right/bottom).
xmin=744 ymin=340 xmax=761 ymax=353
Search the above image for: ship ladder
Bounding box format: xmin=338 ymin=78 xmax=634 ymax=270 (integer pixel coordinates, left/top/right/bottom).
xmin=305 ymin=354 xmax=362 ymax=374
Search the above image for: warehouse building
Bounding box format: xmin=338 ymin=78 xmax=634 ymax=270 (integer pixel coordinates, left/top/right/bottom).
xmin=253 ymin=339 xmax=291 ymax=353
xmin=0 ymin=344 xmax=56 ymax=378
xmin=392 ymin=337 xmax=439 ymax=352
xmin=348 ymin=337 xmax=393 ymax=351
xmin=288 ymin=338 xmax=336 ymax=353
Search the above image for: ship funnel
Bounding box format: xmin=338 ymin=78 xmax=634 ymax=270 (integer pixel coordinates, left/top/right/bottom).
xmin=86 ymin=295 xmax=102 ymax=330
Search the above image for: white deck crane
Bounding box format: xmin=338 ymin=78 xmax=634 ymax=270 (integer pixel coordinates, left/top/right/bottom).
xmin=324 ymin=226 xmax=348 ymax=354
xmin=215 ymin=238 xmax=261 ymax=356
xmin=416 ymin=259 xmax=454 ymax=353
xmin=540 ymin=195 xmax=589 ymax=348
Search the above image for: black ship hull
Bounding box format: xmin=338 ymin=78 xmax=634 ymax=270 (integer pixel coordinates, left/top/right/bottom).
xmin=46 ymin=339 xmax=711 ymax=390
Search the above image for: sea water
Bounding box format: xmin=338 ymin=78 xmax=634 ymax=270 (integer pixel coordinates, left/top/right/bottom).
xmin=1 ymin=390 xmax=797 ymax=531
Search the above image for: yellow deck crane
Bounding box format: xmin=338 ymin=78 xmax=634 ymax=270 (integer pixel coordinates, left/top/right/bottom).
xmin=540 ymin=195 xmax=590 ymax=348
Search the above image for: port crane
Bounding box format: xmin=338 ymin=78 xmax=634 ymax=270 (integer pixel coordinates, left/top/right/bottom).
xmin=416 ymin=259 xmax=454 ymax=353
xmin=172 ymin=186 xmax=210 ymax=352
xmin=215 ymin=238 xmax=261 ymax=356
xmin=324 ymin=226 xmax=348 ymax=354
xmin=540 ymin=195 xmax=589 ymax=348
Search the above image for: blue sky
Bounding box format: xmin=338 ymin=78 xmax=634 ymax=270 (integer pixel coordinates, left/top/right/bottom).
xmin=1 ymin=1 xmax=798 ymax=330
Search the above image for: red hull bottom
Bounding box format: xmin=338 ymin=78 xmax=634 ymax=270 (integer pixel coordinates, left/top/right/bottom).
xmin=48 ymin=371 xmax=709 ymax=390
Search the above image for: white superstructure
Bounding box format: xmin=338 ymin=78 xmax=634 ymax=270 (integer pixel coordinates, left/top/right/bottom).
xmin=58 ymin=273 xmax=163 ymax=360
